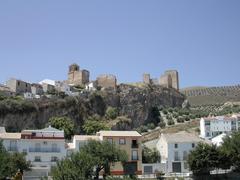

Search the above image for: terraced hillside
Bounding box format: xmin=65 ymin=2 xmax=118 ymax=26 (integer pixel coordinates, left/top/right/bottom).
xmin=181 ymin=85 xmax=240 ymax=106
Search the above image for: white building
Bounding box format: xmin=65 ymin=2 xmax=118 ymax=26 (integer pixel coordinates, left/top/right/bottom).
xmin=156 ymin=132 xmax=205 ymax=174
xmin=0 ymin=126 xmax=66 ymax=176
xmin=211 ymin=133 xmax=227 ymax=147
xmin=200 ymin=115 xmax=240 ymax=139
xmin=55 ymin=81 xmax=71 ymax=95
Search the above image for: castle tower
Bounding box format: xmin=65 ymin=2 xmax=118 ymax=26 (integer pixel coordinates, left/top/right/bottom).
xmin=165 ymin=70 xmax=179 ymax=90
xmin=143 ymin=73 xmax=151 ymax=84
xmin=67 ymin=63 xmax=90 ymax=86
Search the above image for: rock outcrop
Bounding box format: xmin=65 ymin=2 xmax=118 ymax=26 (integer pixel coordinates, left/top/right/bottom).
xmin=0 ymin=84 xmax=185 ymax=132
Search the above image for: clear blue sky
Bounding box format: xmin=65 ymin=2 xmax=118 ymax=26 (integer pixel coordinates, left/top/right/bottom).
xmin=0 ymin=0 xmax=240 ymax=88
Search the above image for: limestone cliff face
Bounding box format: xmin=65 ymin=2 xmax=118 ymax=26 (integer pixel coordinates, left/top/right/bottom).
xmin=0 ymin=84 xmax=185 ymax=132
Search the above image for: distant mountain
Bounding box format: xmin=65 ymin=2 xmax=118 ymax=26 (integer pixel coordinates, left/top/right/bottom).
xmin=180 ymin=85 xmax=240 ymax=106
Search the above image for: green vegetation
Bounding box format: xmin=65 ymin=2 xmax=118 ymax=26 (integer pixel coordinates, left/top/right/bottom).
xmin=105 ymin=106 xmax=118 ymax=120
xmin=49 ymin=116 xmax=74 ymax=139
xmin=83 ymin=120 xmax=109 ymax=135
xmin=188 ymin=131 xmax=240 ymax=175
xmin=0 ymin=141 xmax=30 ymax=179
xmin=51 ymin=140 xmax=128 ymax=180
xmin=142 ymin=146 xmax=160 ymax=163
xmin=188 ymin=143 xmax=220 ymax=175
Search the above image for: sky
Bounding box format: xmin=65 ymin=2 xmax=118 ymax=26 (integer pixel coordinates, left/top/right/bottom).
xmin=0 ymin=0 xmax=240 ymax=88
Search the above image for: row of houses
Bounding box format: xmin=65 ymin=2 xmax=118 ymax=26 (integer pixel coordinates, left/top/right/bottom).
xmin=0 ymin=127 xmax=142 ymax=178
xmin=1 ymin=114 xmax=239 ymax=178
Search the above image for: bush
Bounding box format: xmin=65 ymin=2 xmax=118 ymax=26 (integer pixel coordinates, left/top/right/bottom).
xmin=162 ymin=109 xmax=168 ymax=115
xmin=158 ymin=121 xmax=166 ymax=128
xmin=137 ymin=125 xmax=148 ymax=133
xmin=177 ymin=117 xmax=185 ymax=123
xmin=167 ymin=119 xmax=175 ymax=125
xmin=105 ymin=106 xmax=118 ymax=120
xmin=147 ymin=123 xmax=155 ymax=130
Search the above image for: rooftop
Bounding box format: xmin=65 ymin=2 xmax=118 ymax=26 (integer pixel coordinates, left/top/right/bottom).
xmin=0 ymin=133 xmax=21 ymax=139
xmin=162 ymin=131 xmax=204 ymax=143
xmin=22 ymin=126 xmax=63 ymax=133
xmin=98 ymin=131 xmax=141 ymax=137
xmin=202 ymin=116 xmax=237 ymax=121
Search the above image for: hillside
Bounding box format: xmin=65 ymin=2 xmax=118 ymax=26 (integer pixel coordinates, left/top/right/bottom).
xmin=180 ymin=85 xmax=240 ymax=106
xmin=0 ymin=84 xmax=185 ymax=133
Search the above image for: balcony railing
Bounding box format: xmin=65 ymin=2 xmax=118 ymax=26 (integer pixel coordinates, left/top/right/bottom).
xmin=29 ymin=147 xmax=60 ymax=153
xmin=131 ymin=144 xmax=138 ymax=148
xmin=7 ymin=146 xmax=18 ymax=152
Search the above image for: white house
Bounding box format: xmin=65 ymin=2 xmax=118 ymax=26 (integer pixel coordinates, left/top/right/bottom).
xmin=156 ymin=132 xmax=205 ymax=174
xmin=200 ymin=115 xmax=240 ymax=139
xmin=0 ymin=126 xmax=67 ymax=176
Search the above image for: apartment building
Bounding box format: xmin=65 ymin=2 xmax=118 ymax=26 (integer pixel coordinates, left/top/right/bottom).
xmin=200 ymin=115 xmax=240 ymax=139
xmin=0 ymin=126 xmax=66 ymax=175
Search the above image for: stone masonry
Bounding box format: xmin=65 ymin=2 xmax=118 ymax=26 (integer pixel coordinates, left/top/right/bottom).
xmin=6 ymin=78 xmax=31 ymax=95
xmin=67 ymin=63 xmax=90 ymax=86
xmin=159 ymin=70 xmax=179 ymax=90
xmin=96 ymin=74 xmax=117 ymax=89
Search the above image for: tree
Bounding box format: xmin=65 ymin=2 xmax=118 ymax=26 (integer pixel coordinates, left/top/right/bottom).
xmin=83 ymin=120 xmax=109 ymax=135
xmin=49 ymin=116 xmax=74 ymax=139
xmin=0 ymin=141 xmax=30 ymax=179
xmin=220 ymin=132 xmax=240 ymax=171
xmin=149 ymin=107 xmax=161 ymax=125
xmin=51 ymin=140 xmax=128 ymax=180
xmin=105 ymin=106 xmax=118 ymax=120
xmin=81 ymin=140 xmax=128 ymax=179
xmin=51 ymin=150 xmax=95 ymax=180
xmin=142 ymin=146 xmax=160 ymax=163
xmin=188 ymin=143 xmax=219 ymax=175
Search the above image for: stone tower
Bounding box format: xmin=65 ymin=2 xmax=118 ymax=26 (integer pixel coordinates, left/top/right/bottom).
xmin=67 ymin=63 xmax=90 ymax=86
xmin=143 ymin=73 xmax=151 ymax=84
xmin=159 ymin=70 xmax=179 ymax=90
xmin=165 ymin=70 xmax=179 ymax=90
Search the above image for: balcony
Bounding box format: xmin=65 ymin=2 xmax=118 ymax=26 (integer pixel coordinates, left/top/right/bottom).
xmin=131 ymin=143 xmax=138 ymax=148
xmin=29 ymin=147 xmax=61 ymax=153
xmin=132 ymin=156 xmax=138 ymax=161
xmin=7 ymin=146 xmax=18 ymax=152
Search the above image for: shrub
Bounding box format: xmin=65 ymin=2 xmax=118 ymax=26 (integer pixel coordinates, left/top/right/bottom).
xmin=167 ymin=119 xmax=175 ymax=125
xmin=158 ymin=121 xmax=166 ymax=128
xmin=105 ymin=106 xmax=118 ymax=120
xmin=147 ymin=123 xmax=155 ymax=130
xmin=177 ymin=117 xmax=184 ymax=123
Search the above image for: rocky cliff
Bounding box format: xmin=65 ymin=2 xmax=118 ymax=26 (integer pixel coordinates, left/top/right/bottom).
xmin=0 ymin=84 xmax=185 ymax=132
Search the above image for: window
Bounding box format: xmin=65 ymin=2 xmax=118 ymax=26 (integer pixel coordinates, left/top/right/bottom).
xmin=119 ymin=138 xmax=126 ymax=145
xmin=107 ymin=138 xmax=113 ymax=144
xmin=183 ymin=151 xmax=188 ymax=160
xmin=132 ymin=150 xmax=138 ymax=160
xmin=184 ymin=162 xmax=189 ymax=169
xmin=17 ymin=81 xmax=20 ymax=86
xmin=132 ymin=140 xmax=138 ymax=148
xmin=174 ymin=151 xmax=180 ymax=161
xmin=192 ymin=143 xmax=195 ymax=148
xmin=174 ymin=143 xmax=178 ymax=148
xmin=51 ymin=156 xmax=58 ymax=162
xmin=34 ymin=156 xmax=41 ymax=162
xmin=35 ymin=143 xmax=41 ymax=151
xmin=52 ymin=144 xmax=58 ymax=152
xmin=43 ymin=141 xmax=47 ymax=145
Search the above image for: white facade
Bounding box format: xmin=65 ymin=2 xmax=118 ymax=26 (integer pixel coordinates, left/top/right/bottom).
xmin=156 ymin=132 xmax=204 ymax=174
xmin=200 ymin=115 xmax=240 ymax=139
xmin=0 ymin=126 xmax=66 ymax=173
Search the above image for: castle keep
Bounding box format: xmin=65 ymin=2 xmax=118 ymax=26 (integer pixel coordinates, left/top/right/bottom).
xmin=67 ymin=63 xmax=90 ymax=86
xmin=142 ymin=70 xmax=179 ymax=90
xmin=96 ymin=74 xmax=117 ymax=89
